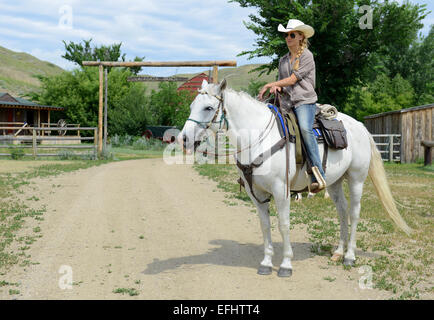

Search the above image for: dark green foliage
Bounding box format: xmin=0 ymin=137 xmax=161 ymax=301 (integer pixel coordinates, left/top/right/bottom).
xmin=244 ymin=79 xmax=268 ymax=97
xmin=148 ymin=82 xmax=195 ymax=128
xmin=62 ymin=39 xmax=126 ymax=67
xmin=29 ymin=68 xmax=194 ymax=137
xmin=230 ymin=0 xmax=429 ymax=111
xmin=109 ymin=85 xmax=148 ymax=136
xmin=10 ymin=148 xmax=25 ymax=160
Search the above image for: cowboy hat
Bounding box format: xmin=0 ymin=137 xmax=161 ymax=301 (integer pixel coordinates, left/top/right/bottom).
xmin=278 ymin=19 xmax=314 ymax=38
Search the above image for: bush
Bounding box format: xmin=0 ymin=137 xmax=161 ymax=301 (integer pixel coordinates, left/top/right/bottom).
xmin=110 ymin=134 xmax=133 ymax=147
xmin=132 ymin=137 xmax=166 ymax=151
xmin=10 ymin=148 xmax=25 ymax=160
xmin=57 ymin=150 xmax=95 ymax=160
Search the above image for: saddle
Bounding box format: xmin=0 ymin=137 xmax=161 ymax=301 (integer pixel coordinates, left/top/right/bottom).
xmin=237 ymin=96 xmax=348 ymax=197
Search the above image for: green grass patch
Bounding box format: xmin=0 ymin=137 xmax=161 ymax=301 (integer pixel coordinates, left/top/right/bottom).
xmin=112 ymin=287 xmax=139 ymax=296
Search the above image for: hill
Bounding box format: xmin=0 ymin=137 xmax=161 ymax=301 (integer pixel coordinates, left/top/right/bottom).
xmin=139 ymin=64 xmax=277 ymax=93
xmin=0 ymin=45 xmax=276 ymax=96
xmin=0 ymin=46 xmax=64 ymax=97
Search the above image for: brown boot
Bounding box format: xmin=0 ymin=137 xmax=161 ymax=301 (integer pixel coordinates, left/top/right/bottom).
xmin=309 ymin=182 xmax=324 ymax=194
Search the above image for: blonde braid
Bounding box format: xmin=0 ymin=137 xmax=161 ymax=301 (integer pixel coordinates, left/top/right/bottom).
xmin=293 ymin=37 xmax=308 ymax=71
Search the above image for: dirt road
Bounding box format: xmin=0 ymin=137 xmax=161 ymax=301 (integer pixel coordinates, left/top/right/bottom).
xmin=1 ymin=158 xmax=393 ymax=299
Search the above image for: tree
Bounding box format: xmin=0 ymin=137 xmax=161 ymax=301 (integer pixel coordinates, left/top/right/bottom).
xmin=244 ymin=79 xmax=268 ymax=97
xmin=109 ymin=85 xmax=148 ymax=136
xmin=230 ymin=0 xmax=428 ymax=109
xmin=29 ymin=67 xmax=144 ymax=135
xmin=62 ymin=39 xmax=126 ymax=66
xmin=343 ymin=73 xmax=415 ymax=120
xmin=405 ymin=24 xmax=434 ymax=105
xmin=62 ymin=39 xmax=145 ymax=74
xmin=148 ymin=82 xmax=195 ymax=128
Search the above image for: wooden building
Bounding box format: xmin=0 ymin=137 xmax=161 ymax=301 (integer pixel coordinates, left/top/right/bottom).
xmin=364 ymin=104 xmax=433 ymax=163
xmin=0 ymin=92 xmax=64 ymax=135
xmin=177 ymin=73 xmax=211 ymax=94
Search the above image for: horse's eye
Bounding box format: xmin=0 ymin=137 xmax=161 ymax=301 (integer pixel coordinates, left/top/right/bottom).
xmin=204 ymin=106 xmax=213 ymax=111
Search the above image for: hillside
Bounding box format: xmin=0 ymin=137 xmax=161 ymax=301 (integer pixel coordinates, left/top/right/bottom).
xmin=138 ymin=63 xmax=278 ymax=93
xmin=0 ymin=46 xmax=64 ymax=97
xmin=0 ymin=45 xmax=276 ymax=96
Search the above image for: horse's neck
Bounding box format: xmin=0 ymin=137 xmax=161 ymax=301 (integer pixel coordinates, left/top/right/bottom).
xmin=223 ymin=90 xmax=280 ymax=158
xmin=224 ymin=90 xmax=271 ymax=133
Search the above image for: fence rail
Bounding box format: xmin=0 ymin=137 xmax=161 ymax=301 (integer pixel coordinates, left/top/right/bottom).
xmin=371 ymin=134 xmax=401 ymax=162
xmin=0 ymin=127 xmax=98 ymax=159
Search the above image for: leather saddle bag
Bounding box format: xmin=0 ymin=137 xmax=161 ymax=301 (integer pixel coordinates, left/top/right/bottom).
xmin=317 ymin=118 xmax=348 ymax=149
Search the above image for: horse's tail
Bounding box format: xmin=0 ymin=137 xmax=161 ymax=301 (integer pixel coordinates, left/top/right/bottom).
xmin=368 ymin=135 xmax=412 ymax=235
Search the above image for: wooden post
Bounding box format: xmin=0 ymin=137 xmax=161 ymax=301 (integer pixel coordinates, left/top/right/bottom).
xmin=98 ymin=64 xmax=103 ymax=157
xmin=212 ymin=65 xmax=218 ymax=84
xmin=32 ymin=128 xmax=37 ymax=159
xmin=104 ymin=67 xmax=108 ymax=153
xmin=389 ymin=135 xmax=394 ymax=162
xmin=47 ymin=110 xmax=50 ymax=136
xmin=37 ymin=110 xmax=41 ymax=135
xmin=94 ymin=128 xmax=98 ymax=160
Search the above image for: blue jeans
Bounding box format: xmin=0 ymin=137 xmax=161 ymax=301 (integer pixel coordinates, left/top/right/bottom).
xmin=293 ymin=104 xmax=325 ymax=182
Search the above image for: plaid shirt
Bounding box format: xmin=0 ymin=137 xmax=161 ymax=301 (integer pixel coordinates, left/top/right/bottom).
xmin=278 ymin=47 xmax=318 ymax=109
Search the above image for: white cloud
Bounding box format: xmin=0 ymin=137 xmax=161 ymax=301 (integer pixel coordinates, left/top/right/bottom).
xmin=0 ymin=0 xmax=271 ymax=73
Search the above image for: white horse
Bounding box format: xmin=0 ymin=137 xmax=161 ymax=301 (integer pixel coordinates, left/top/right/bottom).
xmin=179 ymin=79 xmax=411 ymax=277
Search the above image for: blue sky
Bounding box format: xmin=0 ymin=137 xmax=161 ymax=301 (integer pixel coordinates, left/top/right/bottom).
xmin=0 ymin=0 xmax=432 ymax=77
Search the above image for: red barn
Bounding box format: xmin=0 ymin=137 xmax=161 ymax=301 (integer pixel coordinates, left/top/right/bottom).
xmin=177 ymin=73 xmax=212 ymax=94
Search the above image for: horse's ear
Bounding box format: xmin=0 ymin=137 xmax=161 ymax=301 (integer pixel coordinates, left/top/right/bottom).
xmin=201 ymin=80 xmax=208 ymax=89
xmin=218 ymin=78 xmax=227 ymax=92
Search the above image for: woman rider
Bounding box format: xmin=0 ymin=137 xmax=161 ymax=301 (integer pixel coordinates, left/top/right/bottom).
xmin=258 ymin=19 xmax=326 ymax=193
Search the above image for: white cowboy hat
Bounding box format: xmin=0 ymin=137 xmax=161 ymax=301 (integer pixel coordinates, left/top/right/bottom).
xmin=278 ymin=19 xmax=315 ymax=38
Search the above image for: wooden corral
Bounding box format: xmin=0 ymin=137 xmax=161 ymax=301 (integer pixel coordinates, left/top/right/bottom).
xmin=364 ymin=104 xmax=433 ymax=163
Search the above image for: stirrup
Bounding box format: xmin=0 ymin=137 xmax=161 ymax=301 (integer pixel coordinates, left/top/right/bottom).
xmin=311 ymin=166 xmax=326 ymax=193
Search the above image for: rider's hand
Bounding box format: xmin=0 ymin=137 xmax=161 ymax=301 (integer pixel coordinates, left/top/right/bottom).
xmin=270 ymin=86 xmax=282 ymax=95
xmin=258 ymin=84 xmax=271 ymax=100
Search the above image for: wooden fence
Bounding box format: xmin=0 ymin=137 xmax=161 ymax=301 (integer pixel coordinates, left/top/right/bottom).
xmin=0 ymin=127 xmax=98 ymax=159
xmin=371 ymin=134 xmax=401 ymax=162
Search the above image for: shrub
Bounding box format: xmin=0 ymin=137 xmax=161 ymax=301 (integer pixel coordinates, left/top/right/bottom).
xmin=10 ymin=148 xmax=25 ymax=160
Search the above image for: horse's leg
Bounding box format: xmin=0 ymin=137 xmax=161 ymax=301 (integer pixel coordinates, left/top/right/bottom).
xmin=273 ymin=190 xmax=293 ymax=277
xmin=343 ymin=177 xmax=364 ymax=266
xmin=256 ymin=201 xmax=274 ymax=275
xmin=327 ymin=178 xmax=348 ymax=262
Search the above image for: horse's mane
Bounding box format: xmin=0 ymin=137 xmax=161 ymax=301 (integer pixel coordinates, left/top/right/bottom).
xmin=225 ymin=88 xmax=269 ymax=111
xmin=199 ymin=83 xmax=270 ymax=113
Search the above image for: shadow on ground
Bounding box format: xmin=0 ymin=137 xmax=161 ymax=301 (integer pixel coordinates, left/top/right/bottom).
xmin=142 ymin=239 xmax=314 ymax=275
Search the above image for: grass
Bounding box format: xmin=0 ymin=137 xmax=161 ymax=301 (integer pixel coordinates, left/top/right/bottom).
xmin=193 ymin=161 xmax=434 ymax=300
xmin=112 ymin=287 xmax=139 ymax=296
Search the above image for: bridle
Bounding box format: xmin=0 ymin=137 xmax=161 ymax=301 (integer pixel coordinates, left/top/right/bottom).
xmin=185 ymin=90 xmax=277 ymax=157
xmin=186 ymin=93 xmax=228 ymax=131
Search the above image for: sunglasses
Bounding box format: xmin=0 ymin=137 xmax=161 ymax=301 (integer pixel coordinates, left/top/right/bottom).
xmin=286 ymin=32 xmax=297 ymax=39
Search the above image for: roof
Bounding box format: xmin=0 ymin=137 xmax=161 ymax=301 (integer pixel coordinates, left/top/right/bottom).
xmin=364 ymin=103 xmax=434 ymax=120
xmin=177 ymin=73 xmax=212 ymax=92
xmin=0 ymin=92 xmax=64 ymax=111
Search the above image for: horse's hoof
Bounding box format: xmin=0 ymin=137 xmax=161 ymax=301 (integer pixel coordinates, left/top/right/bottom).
xmin=343 ymin=258 xmax=355 ymax=267
xmin=257 ymin=266 xmax=272 ymax=275
xmin=277 ymin=267 xmax=293 ymax=277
